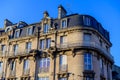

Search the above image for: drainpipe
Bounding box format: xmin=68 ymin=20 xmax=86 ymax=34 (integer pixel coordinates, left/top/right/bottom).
xmin=35 ymin=27 xmax=41 ymax=80
xmin=53 ymin=30 xmax=57 ymax=80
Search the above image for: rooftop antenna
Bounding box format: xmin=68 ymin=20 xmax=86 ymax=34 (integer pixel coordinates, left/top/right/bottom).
xmin=66 ymin=4 xmax=74 ymax=15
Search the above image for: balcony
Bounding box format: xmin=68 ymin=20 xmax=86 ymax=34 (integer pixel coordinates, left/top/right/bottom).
xmin=9 ymin=32 xmax=36 ymax=41
xmin=23 ymin=69 xmax=30 ymax=76
xmin=57 ymin=41 xmax=113 ymax=61
xmin=9 ymin=70 xmax=15 ymax=77
xmin=0 ymin=51 xmax=7 ymax=57
xmin=0 ymin=72 xmax=4 ymax=78
xmin=7 ymin=49 xmax=37 ymax=58
xmin=59 ymin=64 xmax=68 ymax=73
xmin=39 ymin=67 xmax=49 ymax=73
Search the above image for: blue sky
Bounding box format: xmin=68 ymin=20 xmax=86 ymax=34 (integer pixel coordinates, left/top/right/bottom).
xmin=0 ymin=0 xmax=120 ymax=66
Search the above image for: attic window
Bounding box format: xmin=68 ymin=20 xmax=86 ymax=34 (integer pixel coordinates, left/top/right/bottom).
xmin=61 ymin=19 xmax=67 ymax=28
xmin=83 ymin=16 xmax=91 ymax=26
xmin=43 ymin=24 xmax=49 ymax=33
xmin=27 ymin=27 xmax=33 ymax=35
xmin=14 ymin=30 xmax=20 ymax=38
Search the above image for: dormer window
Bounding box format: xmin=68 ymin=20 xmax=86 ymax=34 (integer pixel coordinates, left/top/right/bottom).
xmin=15 ymin=30 xmax=20 ymax=38
xmin=43 ymin=24 xmax=49 ymax=33
xmin=83 ymin=16 xmax=91 ymax=26
xmin=27 ymin=27 xmax=33 ymax=35
xmin=62 ymin=20 xmax=67 ymax=28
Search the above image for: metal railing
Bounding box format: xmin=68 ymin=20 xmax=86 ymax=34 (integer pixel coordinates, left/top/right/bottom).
xmin=39 ymin=67 xmax=49 ymax=73
xmin=9 ymin=70 xmax=15 ymax=77
xmin=7 ymin=49 xmax=33 ymax=57
xmin=0 ymin=51 xmax=7 ymax=57
xmin=57 ymin=41 xmax=113 ymax=60
xmin=59 ymin=64 xmax=68 ymax=72
xmin=23 ymin=69 xmax=30 ymax=75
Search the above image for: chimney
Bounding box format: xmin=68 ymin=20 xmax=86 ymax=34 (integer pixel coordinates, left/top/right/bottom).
xmin=43 ymin=11 xmax=49 ymax=18
xmin=58 ymin=5 xmax=67 ymax=19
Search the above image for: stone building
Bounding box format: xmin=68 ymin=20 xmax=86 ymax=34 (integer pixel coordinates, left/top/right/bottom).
xmin=112 ymin=65 xmax=120 ymax=80
xmin=0 ymin=5 xmax=114 ymax=80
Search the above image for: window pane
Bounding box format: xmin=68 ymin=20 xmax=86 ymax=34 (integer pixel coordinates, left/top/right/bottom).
xmin=0 ymin=62 xmax=3 ymax=73
xmin=44 ymin=24 xmax=49 ymax=33
xmin=26 ymin=42 xmax=32 ymax=53
xmin=15 ymin=30 xmax=20 ymax=38
xmin=27 ymin=27 xmax=32 ymax=35
xmin=84 ymin=17 xmax=91 ymax=26
xmin=46 ymin=38 xmax=51 ymax=48
xmin=84 ymin=33 xmax=91 ymax=41
xmin=40 ymin=40 xmax=45 ymax=49
xmin=11 ymin=61 xmax=15 ymax=71
xmin=84 ymin=53 xmax=92 ymax=70
xmin=62 ymin=20 xmax=67 ymax=28
xmin=13 ymin=44 xmax=18 ymax=55
xmin=1 ymin=45 xmax=6 ymax=55
xmin=60 ymin=36 xmax=67 ymax=44
xmin=24 ymin=60 xmax=29 ymax=70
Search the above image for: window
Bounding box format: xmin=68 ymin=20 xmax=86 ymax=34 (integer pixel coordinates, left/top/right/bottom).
xmin=99 ymin=40 xmax=102 ymax=46
xmin=84 ymin=77 xmax=94 ymax=80
xmin=84 ymin=53 xmax=92 ymax=70
xmin=15 ymin=30 xmax=20 ymax=38
xmin=40 ymin=39 xmax=45 ymax=49
xmin=100 ymin=59 xmax=104 ymax=74
xmin=40 ymin=39 xmax=51 ymax=49
xmin=10 ymin=61 xmax=15 ymax=71
xmin=107 ymin=64 xmax=110 ymax=79
xmin=38 ymin=77 xmax=49 ymax=80
xmin=59 ymin=55 xmax=67 ymax=72
xmin=39 ymin=58 xmax=50 ymax=73
xmin=13 ymin=44 xmax=18 ymax=55
xmin=43 ymin=24 xmax=49 ymax=33
xmin=60 ymin=36 xmax=67 ymax=44
xmin=1 ymin=45 xmax=6 ymax=55
xmin=0 ymin=62 xmax=3 ymax=74
xmin=27 ymin=27 xmax=33 ymax=35
xmin=46 ymin=38 xmax=51 ymax=48
xmin=84 ymin=16 xmax=91 ymax=26
xmin=26 ymin=42 xmax=32 ymax=53
xmin=59 ymin=78 xmax=67 ymax=80
xmin=84 ymin=33 xmax=91 ymax=41
xmin=23 ymin=60 xmax=29 ymax=74
xmin=62 ymin=20 xmax=67 ymax=28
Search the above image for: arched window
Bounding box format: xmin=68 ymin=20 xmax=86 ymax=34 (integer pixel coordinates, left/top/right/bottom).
xmin=84 ymin=53 xmax=92 ymax=70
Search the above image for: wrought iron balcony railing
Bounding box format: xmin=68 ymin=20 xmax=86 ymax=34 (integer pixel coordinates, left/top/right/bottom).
xmin=7 ymin=49 xmax=35 ymax=57
xmin=39 ymin=67 xmax=49 ymax=73
xmin=23 ymin=69 xmax=30 ymax=75
xmin=0 ymin=51 xmax=8 ymax=57
xmin=59 ymin=64 xmax=68 ymax=72
xmin=9 ymin=70 xmax=15 ymax=77
xmin=57 ymin=41 xmax=113 ymax=61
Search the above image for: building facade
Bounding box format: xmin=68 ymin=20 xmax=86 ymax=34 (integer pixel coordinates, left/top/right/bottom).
xmin=0 ymin=5 xmax=114 ymax=80
xmin=112 ymin=65 xmax=120 ymax=80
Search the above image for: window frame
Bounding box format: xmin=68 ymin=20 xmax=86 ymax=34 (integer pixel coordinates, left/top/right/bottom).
xmin=46 ymin=38 xmax=51 ymax=49
xmin=27 ymin=26 xmax=33 ymax=36
xmin=26 ymin=42 xmax=32 ymax=53
xmin=61 ymin=19 xmax=67 ymax=28
xmin=13 ymin=44 xmax=18 ymax=55
xmin=1 ymin=45 xmax=6 ymax=55
xmin=14 ymin=30 xmax=20 ymax=38
xmin=43 ymin=24 xmax=49 ymax=33
xmin=84 ymin=33 xmax=91 ymax=41
xmin=23 ymin=59 xmax=29 ymax=70
xmin=83 ymin=16 xmax=91 ymax=26
xmin=40 ymin=39 xmax=45 ymax=49
xmin=84 ymin=53 xmax=92 ymax=70
xmin=0 ymin=62 xmax=3 ymax=73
